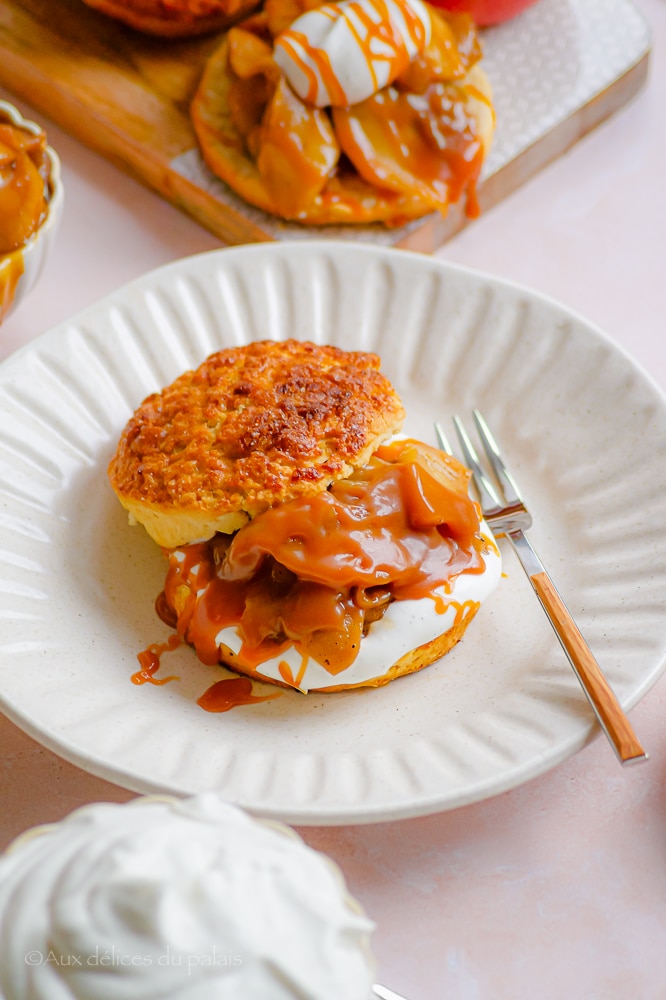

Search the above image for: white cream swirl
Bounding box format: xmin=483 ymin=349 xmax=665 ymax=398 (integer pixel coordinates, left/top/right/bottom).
xmin=0 ymin=795 xmax=375 ymax=1000
xmin=273 ymin=0 xmax=432 ymax=108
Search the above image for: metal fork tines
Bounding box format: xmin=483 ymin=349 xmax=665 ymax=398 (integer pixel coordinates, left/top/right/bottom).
xmin=435 ymin=410 xmax=647 ymax=766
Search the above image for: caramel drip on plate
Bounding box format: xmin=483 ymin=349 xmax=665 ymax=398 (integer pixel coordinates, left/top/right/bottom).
xmin=132 ymin=633 xmax=181 ymax=685
xmin=197 ymin=676 xmax=282 ymax=712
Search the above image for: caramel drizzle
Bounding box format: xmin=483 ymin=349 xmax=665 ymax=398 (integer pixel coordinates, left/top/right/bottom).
xmin=278 ymin=31 xmax=348 ymax=106
xmin=451 ymin=599 xmax=480 ymax=624
xmin=429 ymin=594 xmax=480 ymax=621
xmin=278 ymin=654 xmax=309 ymax=689
xmin=0 ymin=253 xmax=24 ymax=325
xmin=132 ymin=634 xmax=181 ymax=686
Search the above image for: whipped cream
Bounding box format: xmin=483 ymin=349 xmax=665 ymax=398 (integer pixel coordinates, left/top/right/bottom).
xmin=0 ymin=795 xmax=375 ymax=1000
xmin=273 ymin=0 xmax=432 ymax=108
xmin=216 ymin=526 xmax=502 ymax=692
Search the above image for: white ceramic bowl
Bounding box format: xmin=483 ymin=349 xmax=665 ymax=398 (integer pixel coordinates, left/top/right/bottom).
xmin=0 ymin=99 xmax=63 ymax=325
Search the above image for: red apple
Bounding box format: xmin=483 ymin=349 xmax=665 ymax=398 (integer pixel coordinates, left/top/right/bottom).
xmin=427 ymin=0 xmax=540 ymax=25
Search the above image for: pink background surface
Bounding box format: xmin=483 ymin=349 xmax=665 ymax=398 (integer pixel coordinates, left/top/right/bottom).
xmin=2 ymin=0 xmax=666 ymax=995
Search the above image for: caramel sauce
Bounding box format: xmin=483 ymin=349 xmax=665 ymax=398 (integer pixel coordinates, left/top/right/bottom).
xmin=132 ymin=633 xmax=181 ymax=686
xmin=0 ymin=118 xmax=51 ymax=323
xmin=465 ymin=178 xmax=480 ymax=219
xmin=278 ymin=32 xmax=348 ymax=106
xmin=197 ymin=676 xmax=282 ymax=712
xmin=348 ymin=0 xmax=430 ymax=87
xmin=0 ymin=252 xmax=25 ymax=325
xmin=448 ymin=598 xmax=480 ymax=623
xmin=162 ymin=440 xmax=490 ymax=678
xmin=0 ymin=123 xmax=49 ymax=255
xmin=278 ymin=655 xmax=309 ymax=687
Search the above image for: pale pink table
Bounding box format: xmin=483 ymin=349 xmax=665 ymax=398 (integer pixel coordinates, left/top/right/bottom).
xmin=2 ymin=1 xmax=666 ymax=995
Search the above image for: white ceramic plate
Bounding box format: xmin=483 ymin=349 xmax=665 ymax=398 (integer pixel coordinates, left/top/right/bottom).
xmin=1 ymin=243 xmax=665 ymax=826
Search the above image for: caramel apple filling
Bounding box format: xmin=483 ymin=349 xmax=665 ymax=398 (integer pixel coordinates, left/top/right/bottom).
xmin=159 ymin=440 xmax=490 ymax=679
xmin=332 ymin=80 xmax=486 ymax=213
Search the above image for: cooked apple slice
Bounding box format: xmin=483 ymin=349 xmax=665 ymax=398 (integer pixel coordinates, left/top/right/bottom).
xmin=228 ymin=26 xmax=278 ymax=79
xmin=256 ymin=76 xmax=340 ymax=217
xmin=396 ymin=10 xmax=481 ymax=93
xmin=333 ymin=63 xmax=492 ymax=214
xmin=264 ymin=0 xmax=327 ymax=38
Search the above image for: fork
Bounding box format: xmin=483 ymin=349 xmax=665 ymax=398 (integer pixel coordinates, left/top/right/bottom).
xmin=373 ymin=986 xmax=409 ymax=999
xmin=435 ymin=410 xmax=647 ymax=766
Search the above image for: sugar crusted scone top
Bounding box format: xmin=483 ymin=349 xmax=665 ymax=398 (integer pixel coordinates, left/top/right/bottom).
xmin=108 ymin=340 xmax=405 ymax=545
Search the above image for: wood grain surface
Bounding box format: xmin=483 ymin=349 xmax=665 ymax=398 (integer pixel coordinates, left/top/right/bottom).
xmin=0 ymin=0 xmax=651 ymax=249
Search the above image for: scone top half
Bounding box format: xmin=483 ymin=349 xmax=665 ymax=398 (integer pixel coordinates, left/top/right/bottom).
xmin=108 ymin=340 xmax=405 ymax=548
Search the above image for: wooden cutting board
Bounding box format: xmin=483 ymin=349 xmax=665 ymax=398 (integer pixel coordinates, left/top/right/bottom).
xmin=0 ymin=0 xmax=652 ymax=251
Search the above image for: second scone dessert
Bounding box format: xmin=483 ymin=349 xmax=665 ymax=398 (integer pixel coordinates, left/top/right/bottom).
xmin=109 ymin=339 xmax=501 ymax=693
xmin=191 ymin=0 xmax=495 ymax=225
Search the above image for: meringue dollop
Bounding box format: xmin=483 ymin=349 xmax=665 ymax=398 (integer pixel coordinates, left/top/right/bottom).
xmin=273 ymin=0 xmax=432 ymax=107
xmin=0 ymin=795 xmax=375 ymax=1000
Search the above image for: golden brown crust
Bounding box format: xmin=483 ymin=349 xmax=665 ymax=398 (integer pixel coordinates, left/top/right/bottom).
xmin=190 ymin=24 xmax=495 ymax=225
xmin=216 ymin=602 xmax=480 ymax=691
xmin=108 ymin=340 xmax=405 ymax=547
xmin=80 ymin=0 xmax=260 ymax=36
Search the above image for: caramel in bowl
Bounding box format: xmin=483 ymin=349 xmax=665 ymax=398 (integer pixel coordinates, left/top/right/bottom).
xmin=0 ymin=100 xmax=63 ymax=325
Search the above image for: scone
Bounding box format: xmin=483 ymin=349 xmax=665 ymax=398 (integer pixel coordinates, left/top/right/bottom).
xmin=109 ymin=340 xmax=501 ymax=693
xmin=79 ymin=0 xmax=261 ymax=37
xmin=108 ymin=339 xmax=406 ymax=548
xmin=191 ymin=0 xmax=495 ymax=225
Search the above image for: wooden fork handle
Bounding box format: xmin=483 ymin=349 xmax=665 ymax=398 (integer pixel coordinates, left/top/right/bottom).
xmin=507 ymin=531 xmax=647 ymax=765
